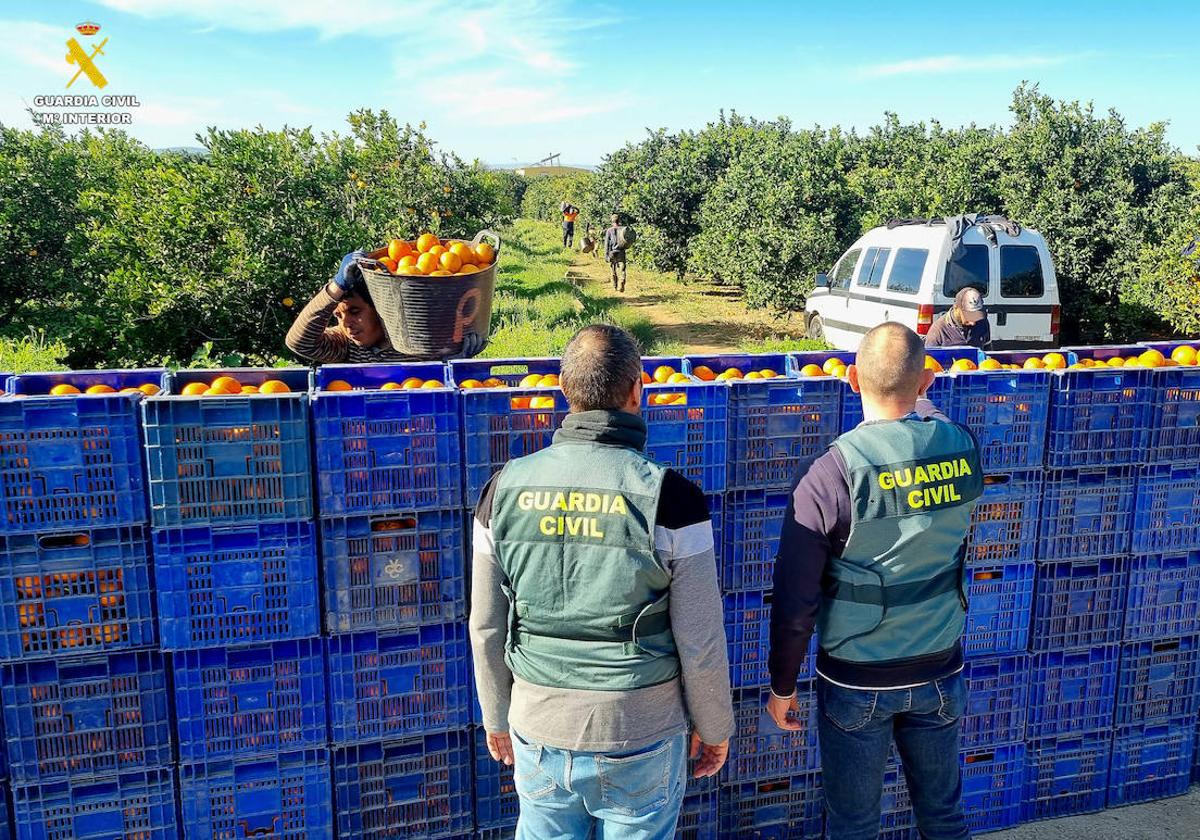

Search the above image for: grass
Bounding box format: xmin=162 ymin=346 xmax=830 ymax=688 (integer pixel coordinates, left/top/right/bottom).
xmin=482 ymin=219 xmax=670 ymax=358
xmin=0 ymin=330 xmax=69 ymax=375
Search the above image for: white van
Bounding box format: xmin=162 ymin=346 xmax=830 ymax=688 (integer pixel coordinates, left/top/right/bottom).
xmin=804 ymin=218 xmax=1060 ymax=350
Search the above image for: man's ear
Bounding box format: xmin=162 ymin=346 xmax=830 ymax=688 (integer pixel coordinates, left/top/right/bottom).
xmin=628 ymin=378 xmax=643 ymax=412
xmin=847 ymin=364 xmax=862 ymax=395
xmin=918 ymin=367 xmax=936 ymax=396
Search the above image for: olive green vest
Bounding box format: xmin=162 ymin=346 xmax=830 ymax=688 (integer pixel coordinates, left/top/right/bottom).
xmin=491 ymin=436 xmax=679 ymax=690
xmin=818 ymin=416 xmax=983 ymax=663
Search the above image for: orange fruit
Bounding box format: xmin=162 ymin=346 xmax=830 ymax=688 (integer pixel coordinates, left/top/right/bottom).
xmin=379 ymin=257 xmax=398 ymax=274
xmin=180 ymin=382 xmax=208 ymax=396
xmin=759 ymin=368 xmax=778 ymax=379
xmin=1138 ymin=349 xmax=1166 ymax=368
xmin=925 ymin=357 xmax=944 ymax=373
xmin=457 ymin=265 xmax=480 ymax=274
xmin=240 ymin=385 xmax=260 ymax=394
xmin=743 ymin=371 xmax=763 ymax=380
xmin=449 ymin=242 xmax=475 ymax=265
xmin=421 ymin=380 xmax=444 ymax=389
xmin=950 ymin=359 xmax=977 ymax=372
xmin=378 ymin=382 xmax=402 ymax=390
xmin=530 ymin=396 xmax=556 ymax=409
xmin=326 ymin=380 xmax=353 ymax=392
xmin=428 ymin=245 xmax=447 ymax=259
xmin=138 ymin=383 xmax=160 ymax=396
xmin=482 ymin=377 xmax=504 ymax=388
xmin=829 ymin=364 xmax=847 ymax=379
xmin=439 ymin=252 xmax=463 ymax=273
xmin=1170 ymin=345 xmax=1198 ymax=366
xmin=822 ymin=358 xmax=845 ymax=375
xmin=799 ymin=364 xmax=825 ymax=377
xmin=474 ymin=242 xmax=496 ymax=266
xmin=416 ymin=233 xmax=440 ymax=253
xmin=459 ymin=379 xmax=484 ymax=389
xmin=1042 ymin=353 xmax=1067 ymax=370
xmin=667 ymin=372 xmax=691 ymax=384
xmin=1104 ymin=356 xmax=1125 ymax=367
xmin=398 ymin=255 xmax=419 ymax=273
xmin=510 ymin=396 xmax=531 ymax=409
xmin=388 ymin=239 xmax=413 ymax=261
xmin=716 ymin=369 xmax=744 ymax=381
xmin=1023 ymin=357 xmax=1045 ymax=370
xmin=259 ymin=380 xmax=290 ymax=394
xmin=1124 ymin=356 xmax=1143 ymax=367
xmin=400 ymin=377 xmax=424 ymax=390
xmin=653 ymin=365 xmax=675 ymax=383
xmin=692 ymin=365 xmax=716 ymax=381
xmin=641 ymin=371 xmax=652 ymax=384
xmin=519 ymin=373 xmax=543 ymax=388
xmin=979 ymin=358 xmax=1003 ymax=371
xmin=416 ymin=252 xmax=439 ymax=275
xmin=211 ymin=376 xmax=241 ymax=393
xmin=430 ymin=270 xmax=452 ymax=276
xmin=120 ymin=387 xmax=141 ymax=394
xmin=50 ymin=383 xmax=81 ymax=396
xmin=540 ymin=374 xmax=560 ymax=387
xmin=86 ymin=384 xmax=116 ymax=394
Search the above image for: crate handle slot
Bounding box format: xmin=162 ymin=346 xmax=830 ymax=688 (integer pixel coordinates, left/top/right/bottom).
xmin=964 ymin=750 xmax=996 ymax=764
xmin=1152 ymin=640 xmax=1181 ymax=653
xmin=756 ymin=778 xmax=792 ymax=794
xmin=38 ymin=533 xmax=89 ymax=549
xmin=972 ymin=569 xmax=1006 ymax=582
xmin=983 ymin=474 xmax=1012 ymax=486
xmin=371 ymin=517 xmax=417 ymax=533
xmin=240 ymin=819 xmax=280 ymax=837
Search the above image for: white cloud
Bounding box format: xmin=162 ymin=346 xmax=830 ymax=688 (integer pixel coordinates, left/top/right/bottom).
xmin=432 ymin=70 xmax=617 ymax=126
xmin=858 ymin=53 xmax=1083 ymax=78
xmin=5 ymin=20 xmax=74 ymax=76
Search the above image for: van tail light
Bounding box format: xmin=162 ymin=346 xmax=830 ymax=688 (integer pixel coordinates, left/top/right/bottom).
xmin=917 ymin=305 xmax=935 ymax=336
xmin=1050 ymin=305 xmax=1061 ymax=336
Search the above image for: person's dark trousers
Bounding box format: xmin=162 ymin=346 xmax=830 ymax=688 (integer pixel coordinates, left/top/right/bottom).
xmin=563 ymin=221 xmax=574 ymax=248
xmin=817 ymin=671 xmax=970 ymax=840
xmin=610 ymin=252 xmax=627 ymax=292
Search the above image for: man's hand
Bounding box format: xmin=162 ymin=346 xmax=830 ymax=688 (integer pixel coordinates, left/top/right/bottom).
xmin=486 ymin=731 xmax=514 ymax=766
xmin=766 ymin=690 xmax=804 ymax=731
xmin=456 ymin=330 xmax=486 ymax=359
xmin=332 ymin=250 xmax=365 ymax=292
xmin=689 ymin=732 xmax=729 ymax=778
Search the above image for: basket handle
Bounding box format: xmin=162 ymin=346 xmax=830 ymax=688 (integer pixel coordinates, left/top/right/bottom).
xmin=472 ymin=229 xmax=501 ymax=254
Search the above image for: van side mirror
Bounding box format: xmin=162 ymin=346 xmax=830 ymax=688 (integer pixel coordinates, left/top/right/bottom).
xmin=815 ymin=273 xmax=830 ymax=288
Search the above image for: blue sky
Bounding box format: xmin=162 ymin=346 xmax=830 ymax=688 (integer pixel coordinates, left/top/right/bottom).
xmin=3 ymin=0 xmax=1198 ymax=165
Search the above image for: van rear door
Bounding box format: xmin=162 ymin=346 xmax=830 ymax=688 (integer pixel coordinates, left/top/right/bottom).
xmin=995 ymin=240 xmax=1058 ymax=348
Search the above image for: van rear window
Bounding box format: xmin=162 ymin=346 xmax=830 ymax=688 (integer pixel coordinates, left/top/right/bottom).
xmin=886 ymin=248 xmax=927 ymax=295
xmin=1000 ymin=245 xmax=1045 ymax=298
xmin=857 ymin=247 xmax=890 ymax=289
xmin=944 ymin=244 xmax=989 ymax=298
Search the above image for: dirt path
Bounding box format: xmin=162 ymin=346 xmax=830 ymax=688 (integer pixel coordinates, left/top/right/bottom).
xmin=565 ymin=248 xmax=808 ymax=353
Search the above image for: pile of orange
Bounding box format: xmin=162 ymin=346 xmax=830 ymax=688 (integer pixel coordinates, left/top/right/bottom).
xmin=1066 ymin=347 xmax=1195 ymax=370
xmin=46 ymin=382 xmax=160 ymax=396
xmin=375 ymin=233 xmax=496 ymax=277
xmin=691 ymin=364 xmax=781 ymax=382
xmin=798 ymin=357 xmax=850 ymax=378
xmin=325 ymin=377 xmax=445 ymax=392
xmin=178 ymin=375 xmax=292 ymax=396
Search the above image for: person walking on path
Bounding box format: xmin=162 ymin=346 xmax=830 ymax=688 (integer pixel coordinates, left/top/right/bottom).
xmin=562 ymin=204 xmax=579 ymax=248
xmin=470 ymin=323 xmax=733 ymax=840
xmin=765 ymin=322 xmax=983 ymax=840
xmin=924 ymin=287 xmax=992 ymax=349
xmin=604 ymin=213 xmax=628 ymax=292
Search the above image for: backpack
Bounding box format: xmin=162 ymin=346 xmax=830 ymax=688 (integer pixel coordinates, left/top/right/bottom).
xmin=616 ymin=225 xmax=637 ymax=249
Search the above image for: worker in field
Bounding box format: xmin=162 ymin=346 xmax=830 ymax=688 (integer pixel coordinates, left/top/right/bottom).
xmin=604 ymin=213 xmax=630 ymax=293
xmin=470 ymin=323 xmax=733 ymax=839
xmin=924 ymin=287 xmax=992 ymax=349
xmin=562 ymin=203 xmax=580 ymax=248
xmin=766 ymin=322 xmax=983 ymax=840
xmin=286 ymin=251 xmax=483 ymax=362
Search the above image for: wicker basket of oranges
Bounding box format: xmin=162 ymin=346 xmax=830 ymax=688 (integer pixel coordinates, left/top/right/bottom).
xmin=358 ymin=230 xmax=500 ymax=357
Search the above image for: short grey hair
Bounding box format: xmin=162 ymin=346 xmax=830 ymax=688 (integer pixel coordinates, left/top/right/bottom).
xmin=560 ymin=324 xmax=642 ymax=411
xmin=856 ymin=322 xmax=926 ymax=400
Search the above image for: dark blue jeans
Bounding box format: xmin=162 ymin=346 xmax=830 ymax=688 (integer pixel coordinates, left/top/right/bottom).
xmin=817 ymin=671 xmax=970 ymax=840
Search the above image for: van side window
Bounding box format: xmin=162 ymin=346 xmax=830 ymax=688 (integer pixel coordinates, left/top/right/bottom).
xmin=857 ymin=247 xmax=890 ymax=289
xmin=886 ymin=248 xmax=928 ymax=295
xmin=944 ymin=244 xmax=989 ymax=297
xmin=1000 ymin=245 xmax=1045 ymax=297
xmin=833 ymin=249 xmax=861 ymax=289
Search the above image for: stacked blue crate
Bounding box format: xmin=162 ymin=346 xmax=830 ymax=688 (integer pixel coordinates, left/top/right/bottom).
xmin=1048 ymin=346 xmax=1154 ymax=468
xmin=312 ymin=363 xmax=473 ymax=839
xmin=147 ymin=368 xmax=327 ymax=839
xmin=1 ymin=370 xmax=178 ymax=839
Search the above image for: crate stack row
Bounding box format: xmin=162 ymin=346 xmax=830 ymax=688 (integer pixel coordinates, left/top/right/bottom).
xmin=0 ymin=369 xmax=176 ymax=840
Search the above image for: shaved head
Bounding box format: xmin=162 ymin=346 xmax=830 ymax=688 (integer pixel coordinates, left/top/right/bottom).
xmin=561 ymin=324 xmax=643 ymax=412
xmin=855 ymin=322 xmax=927 ymax=401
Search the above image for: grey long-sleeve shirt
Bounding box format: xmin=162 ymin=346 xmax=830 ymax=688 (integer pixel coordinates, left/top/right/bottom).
xmin=470 ymin=469 xmax=734 ymax=752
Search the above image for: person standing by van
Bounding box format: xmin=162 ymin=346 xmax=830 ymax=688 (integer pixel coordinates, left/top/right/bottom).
xmin=766 ymin=322 xmax=982 ymax=840
xmin=925 ymin=287 xmax=991 ymax=349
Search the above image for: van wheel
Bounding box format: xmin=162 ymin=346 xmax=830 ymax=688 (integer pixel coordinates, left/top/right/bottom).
xmin=806 ymin=314 xmax=826 ymax=342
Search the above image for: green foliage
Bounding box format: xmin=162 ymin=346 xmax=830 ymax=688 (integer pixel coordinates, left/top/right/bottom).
xmin=0 ymin=330 xmax=69 ymax=375
xmin=520 ymin=172 xmax=595 ymax=225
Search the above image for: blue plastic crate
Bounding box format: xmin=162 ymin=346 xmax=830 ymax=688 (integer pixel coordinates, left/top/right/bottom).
xmin=1 ymin=650 xmax=171 ymax=784
xmin=180 ymin=747 xmax=331 ymax=840
xmin=961 ymin=653 xmax=1030 ymax=748
xmin=968 ymin=470 xmax=1042 ymax=568
xmin=706 ymin=493 xmax=724 ymax=572
xmin=724 ymin=590 xmax=815 ymax=689
xmin=153 ymin=520 xmax=319 ymax=650
xmin=676 ymin=786 xmax=720 ymax=840
xmin=724 ymin=684 xmax=819 ymax=783
xmin=0 ymin=783 xmax=8 ymax=839
xmin=1143 ymin=341 xmax=1200 ymax=462
xmin=1027 ymin=645 xmax=1119 ymax=739
xmin=878 ymin=757 xmax=914 ymax=838
xmin=961 ymin=743 xmax=1024 ymax=834
xmin=172 ymin=637 xmax=326 ymax=763
xmin=721 ymin=490 xmax=789 ymax=593
xmin=1031 ymin=556 xmax=1127 ymax=650
xmin=13 ymin=766 xmax=178 ymax=840
xmin=1115 ymin=636 xmax=1200 ymax=726
xmin=718 ymin=772 xmax=823 ymax=839
xmin=327 ymin=622 xmax=470 ymax=744
xmin=450 ymin=358 xmax=570 ymax=508
xmin=1133 ymin=463 xmax=1200 ymax=555
xmin=1023 ymin=730 xmax=1111 ymax=822
xmin=320 ymin=510 xmax=465 ymax=634
xmin=1194 ymin=716 xmax=1200 ymax=785
xmin=312 ymin=363 xmax=461 ymax=515
xmin=333 ymin=730 xmax=473 ymax=840
xmin=472 ymin=726 xmax=518 ymax=831
xmin=143 ymin=368 xmax=313 ymax=528
xmin=1038 ymin=467 xmax=1136 ymax=561
xmin=642 ymin=372 xmax=728 ymax=495
xmin=838 ymin=348 xmax=974 ymax=433
xmin=0 ymin=525 xmax=156 ymax=662
xmin=0 ymin=378 xmax=152 ymax=533
xmin=686 ymin=353 xmax=839 ymax=491
xmin=1124 ymin=551 xmax=1200 ymax=642
xmin=1108 ymin=721 xmax=1195 ymax=806
xmin=950 ymin=366 xmax=1050 ymax=471
xmin=1045 ymin=360 xmax=1152 ymax=467
xmin=964 ymin=560 xmax=1035 ymax=657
